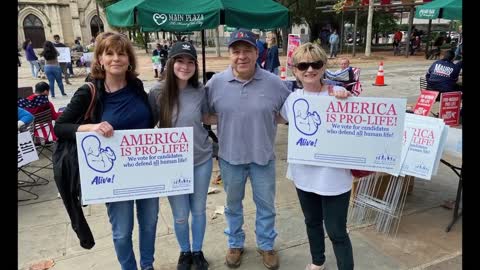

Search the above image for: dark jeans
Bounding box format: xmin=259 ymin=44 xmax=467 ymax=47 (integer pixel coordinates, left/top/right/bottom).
xmin=59 ymin=63 xmax=71 ymax=84
xmin=296 ymin=188 xmax=354 ymax=270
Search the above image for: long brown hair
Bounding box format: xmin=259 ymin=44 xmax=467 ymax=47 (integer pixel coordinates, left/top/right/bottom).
xmin=90 ymin=32 xmax=138 ymax=80
xmin=157 ymin=56 xmax=199 ymax=128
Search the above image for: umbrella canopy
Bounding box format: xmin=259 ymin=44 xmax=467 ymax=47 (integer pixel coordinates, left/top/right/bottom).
xmin=106 ymin=0 xmax=289 ymax=31
xmin=222 ymin=0 xmax=289 ymax=29
xmin=415 ymin=0 xmax=462 ymax=20
xmin=106 ymin=0 xmax=223 ymax=31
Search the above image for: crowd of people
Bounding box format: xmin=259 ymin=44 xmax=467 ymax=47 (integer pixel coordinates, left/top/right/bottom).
xmin=33 ymin=29 xmax=357 ymax=270
xmin=19 ymin=24 xmax=463 ymax=270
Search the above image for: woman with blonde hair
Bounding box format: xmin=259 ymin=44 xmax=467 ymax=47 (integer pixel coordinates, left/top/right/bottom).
xmin=278 ymin=42 xmax=353 ymax=270
xmin=264 ymin=32 xmax=281 ymax=75
xmin=54 ymin=32 xmax=158 ymax=270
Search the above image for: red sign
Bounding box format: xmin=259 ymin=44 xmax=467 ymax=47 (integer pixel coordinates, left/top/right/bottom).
xmin=413 ymin=90 xmax=439 ymax=116
xmin=439 ymin=91 xmax=462 ymax=126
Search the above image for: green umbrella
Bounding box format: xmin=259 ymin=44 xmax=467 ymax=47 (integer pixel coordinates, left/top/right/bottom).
xmin=105 ymin=0 xmax=289 ymax=82
xmin=415 ymin=0 xmax=462 ymax=20
xmin=106 ymin=0 xmax=289 ymax=31
xmin=222 ymin=0 xmax=289 ymax=29
xmin=106 ymin=0 xmax=222 ymax=31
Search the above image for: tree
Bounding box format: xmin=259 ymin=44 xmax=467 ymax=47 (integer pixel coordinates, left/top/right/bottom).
xmin=282 ymin=0 xmax=341 ymax=42
xmin=96 ymin=0 xmax=151 ymax=53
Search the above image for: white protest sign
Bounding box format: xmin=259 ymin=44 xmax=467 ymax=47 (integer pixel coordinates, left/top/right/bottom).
xmin=56 ymin=47 xmax=71 ymax=63
xmin=18 ymin=131 xmax=39 ymax=167
xmin=443 ymin=127 xmax=462 ymax=158
xmin=398 ymin=128 xmax=415 ymax=176
xmin=76 ymin=128 xmax=194 ymax=204
xmin=399 ymin=114 xmax=446 ymax=180
xmin=81 ymin=52 xmax=94 ymax=63
xmin=286 ymin=94 xmax=406 ymax=175
xmin=432 ymin=125 xmax=448 ymax=175
xmin=404 ymin=113 xmax=447 ymax=175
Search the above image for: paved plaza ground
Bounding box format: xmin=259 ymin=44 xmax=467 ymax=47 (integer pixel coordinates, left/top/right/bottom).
xmin=18 ymin=49 xmax=462 ymax=270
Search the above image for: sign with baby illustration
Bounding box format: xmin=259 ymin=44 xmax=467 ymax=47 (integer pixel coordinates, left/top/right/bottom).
xmin=76 ymin=127 xmax=194 ymax=204
xmin=286 ymin=95 xmax=406 ymax=175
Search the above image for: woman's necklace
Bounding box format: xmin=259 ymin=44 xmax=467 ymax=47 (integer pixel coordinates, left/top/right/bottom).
xmin=104 ymin=83 xmax=112 ymax=93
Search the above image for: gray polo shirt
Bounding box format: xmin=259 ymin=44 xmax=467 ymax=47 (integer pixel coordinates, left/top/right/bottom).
xmin=148 ymin=81 xmax=212 ymax=166
xmin=206 ymin=65 xmax=291 ymax=165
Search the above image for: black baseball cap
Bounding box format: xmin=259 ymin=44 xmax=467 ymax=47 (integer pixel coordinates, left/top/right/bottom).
xmin=228 ymin=29 xmax=257 ymax=48
xmin=168 ymin=41 xmax=197 ymax=61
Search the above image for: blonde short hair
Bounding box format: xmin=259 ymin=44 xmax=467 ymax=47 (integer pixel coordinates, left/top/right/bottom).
xmin=291 ymin=43 xmax=328 ymax=88
xmin=292 ymin=42 xmax=328 ymax=67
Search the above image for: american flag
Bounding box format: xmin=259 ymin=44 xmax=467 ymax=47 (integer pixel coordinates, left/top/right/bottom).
xmin=18 ymin=95 xmax=57 ymax=143
xmin=18 ymin=95 xmax=49 ymax=109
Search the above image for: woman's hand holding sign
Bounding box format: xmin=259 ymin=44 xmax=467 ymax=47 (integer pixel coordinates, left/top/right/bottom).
xmin=329 ymin=88 xmax=351 ymax=99
xmin=78 ymin=121 xmax=114 ymax=137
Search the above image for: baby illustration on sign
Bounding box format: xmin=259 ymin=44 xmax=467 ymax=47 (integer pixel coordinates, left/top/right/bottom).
xmin=293 ymin=98 xmax=321 ymax=136
xmin=81 ymin=135 xmax=116 ymax=173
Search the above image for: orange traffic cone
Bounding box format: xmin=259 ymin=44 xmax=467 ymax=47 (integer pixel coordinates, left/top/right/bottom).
xmin=280 ymin=66 xmax=286 ymax=80
xmin=373 ymin=61 xmax=387 ymax=86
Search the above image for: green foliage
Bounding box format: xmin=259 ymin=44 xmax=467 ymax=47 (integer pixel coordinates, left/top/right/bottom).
xmin=372 ymin=12 xmax=397 ymax=34
xmin=96 ymin=0 xmax=119 ymax=8
xmin=343 ymin=8 xmax=398 ymax=36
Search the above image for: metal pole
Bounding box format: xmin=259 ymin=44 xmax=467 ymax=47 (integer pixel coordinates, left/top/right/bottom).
xmin=215 ymin=27 xmax=221 ymax=57
xmin=201 ymin=29 xmax=207 ymax=85
xmin=340 ymin=11 xmax=344 ymax=53
xmin=426 ymin=19 xmax=432 ymax=56
xmin=353 ymin=8 xmax=358 ymax=57
xmin=405 ymin=7 xmax=415 ymax=57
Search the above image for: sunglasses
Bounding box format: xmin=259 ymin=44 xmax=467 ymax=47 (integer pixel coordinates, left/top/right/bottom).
xmin=295 ymin=61 xmax=324 ymax=71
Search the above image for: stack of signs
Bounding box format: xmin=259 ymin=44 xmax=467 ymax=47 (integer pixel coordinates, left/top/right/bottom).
xmin=398 ymin=113 xmax=447 ymax=180
xmin=286 ymin=95 xmax=406 ymax=176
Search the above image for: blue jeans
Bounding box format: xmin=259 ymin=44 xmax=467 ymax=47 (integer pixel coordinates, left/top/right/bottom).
xmin=28 ymin=60 xmax=40 ymax=78
xmin=106 ymin=198 xmax=159 ymax=270
xmin=168 ymin=159 xmax=213 ymax=252
xmin=44 ymin=65 xmax=65 ymax=97
xmin=330 ymin=44 xmax=338 ymax=58
xmin=219 ymin=158 xmax=277 ymax=250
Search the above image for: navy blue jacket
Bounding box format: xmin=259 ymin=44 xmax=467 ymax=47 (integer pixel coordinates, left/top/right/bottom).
xmin=426 ymin=59 xmax=461 ymax=92
xmin=264 ymin=45 xmax=280 ymax=72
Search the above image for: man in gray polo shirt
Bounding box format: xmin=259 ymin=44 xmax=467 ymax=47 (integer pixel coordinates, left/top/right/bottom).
xmin=206 ymin=29 xmax=290 ymax=270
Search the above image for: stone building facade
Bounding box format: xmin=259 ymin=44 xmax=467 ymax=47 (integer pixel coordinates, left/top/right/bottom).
xmin=18 ymin=0 xmax=111 ymax=48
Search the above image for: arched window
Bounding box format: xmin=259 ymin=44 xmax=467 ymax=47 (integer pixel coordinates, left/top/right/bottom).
xmin=300 ymin=28 xmax=306 ymax=35
xmin=23 ymin=14 xmax=46 ymax=48
xmin=90 ymin=15 xmax=104 ymax=38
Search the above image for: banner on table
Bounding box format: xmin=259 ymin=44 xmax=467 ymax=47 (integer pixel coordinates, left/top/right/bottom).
xmin=18 ymin=131 xmax=39 ymax=168
xmin=286 ymin=95 xmax=406 ymax=175
xmin=76 ymin=128 xmax=194 ymax=204
xmin=413 ymin=90 xmax=439 ymax=116
xmin=439 ymin=91 xmax=462 ymax=126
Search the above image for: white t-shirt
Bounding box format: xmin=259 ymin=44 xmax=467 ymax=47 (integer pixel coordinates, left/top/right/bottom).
xmin=280 ymin=87 xmax=353 ymax=196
